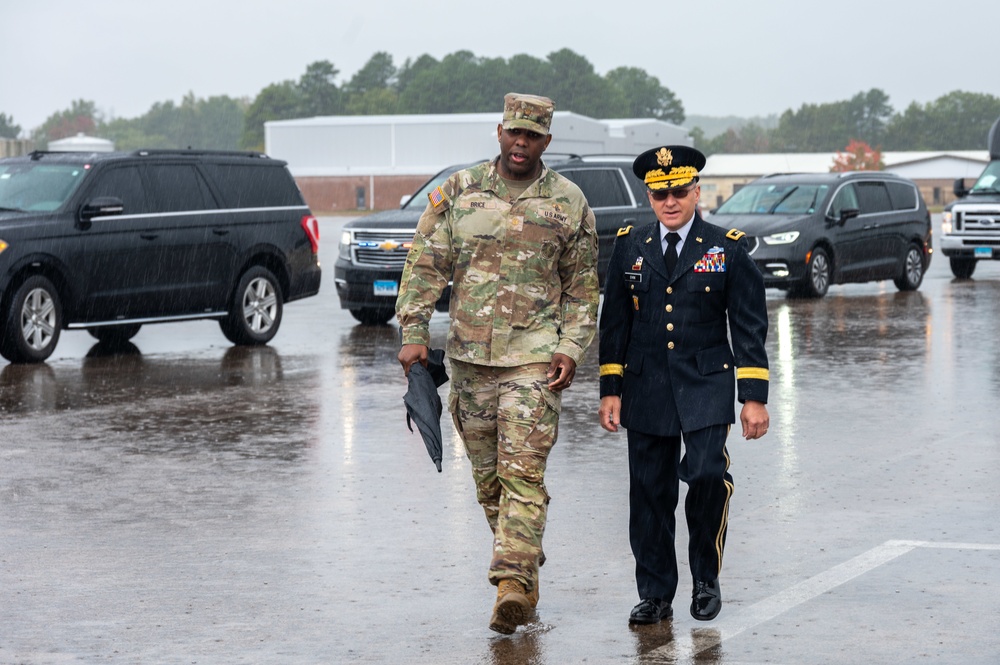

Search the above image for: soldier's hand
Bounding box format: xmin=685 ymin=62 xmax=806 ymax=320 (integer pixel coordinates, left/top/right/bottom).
xmin=599 ymin=396 xmax=621 ymax=433
xmin=546 ymin=353 xmax=576 ymax=391
xmin=398 ymin=344 xmax=429 ymax=376
xmin=740 ymin=400 xmax=769 ymax=440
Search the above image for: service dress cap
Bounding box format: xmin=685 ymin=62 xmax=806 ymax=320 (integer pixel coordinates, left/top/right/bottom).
xmin=502 ymin=92 xmax=555 ymax=136
xmin=632 ymin=145 xmax=707 ymax=191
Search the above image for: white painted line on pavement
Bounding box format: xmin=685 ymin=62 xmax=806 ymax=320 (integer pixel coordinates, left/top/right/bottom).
xmin=649 ymin=539 xmax=999 ymax=662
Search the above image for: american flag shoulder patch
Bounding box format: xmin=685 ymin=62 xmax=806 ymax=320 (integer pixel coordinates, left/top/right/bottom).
xmin=428 ymin=186 xmax=448 ymax=209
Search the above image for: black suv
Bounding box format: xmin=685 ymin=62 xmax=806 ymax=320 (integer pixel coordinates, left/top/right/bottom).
xmin=334 ymin=156 xmax=656 ymax=324
xmin=708 ymin=171 xmax=932 ymax=298
xmin=0 ymin=149 xmax=322 ymax=363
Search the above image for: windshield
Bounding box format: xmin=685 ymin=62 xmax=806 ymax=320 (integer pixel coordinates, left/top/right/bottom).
xmin=970 ymin=160 xmax=1000 ymax=193
xmin=0 ymin=163 xmax=90 ymax=213
xmin=715 ymin=183 xmax=829 ymax=215
xmin=402 ymin=162 xmax=479 ymax=209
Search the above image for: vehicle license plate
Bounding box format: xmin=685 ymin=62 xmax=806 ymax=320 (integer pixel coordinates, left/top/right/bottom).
xmin=373 ymin=280 xmax=399 ymax=296
xmin=974 ymin=247 xmax=993 ymax=258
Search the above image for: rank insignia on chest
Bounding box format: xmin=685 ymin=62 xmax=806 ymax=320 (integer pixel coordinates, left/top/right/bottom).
xmin=510 ymin=216 xmax=524 ymax=232
xmin=632 ymin=256 xmax=644 ymax=271
xmin=694 ymin=249 xmax=726 ymax=272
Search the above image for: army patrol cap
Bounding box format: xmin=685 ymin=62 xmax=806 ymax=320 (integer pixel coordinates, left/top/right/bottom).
xmin=632 ymin=145 xmax=707 ymax=191
xmin=502 ymin=92 xmax=555 ymax=136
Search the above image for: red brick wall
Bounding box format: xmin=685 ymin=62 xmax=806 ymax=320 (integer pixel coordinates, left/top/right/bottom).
xmin=295 ymin=175 xmax=433 ymax=214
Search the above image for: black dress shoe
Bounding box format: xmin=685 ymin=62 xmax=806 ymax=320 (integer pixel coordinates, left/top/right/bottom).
xmin=629 ymin=598 xmax=673 ymax=624
xmin=690 ymin=579 xmax=722 ymax=621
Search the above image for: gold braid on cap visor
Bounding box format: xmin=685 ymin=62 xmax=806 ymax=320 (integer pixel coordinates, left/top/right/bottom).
xmin=645 ymin=166 xmax=699 ymax=190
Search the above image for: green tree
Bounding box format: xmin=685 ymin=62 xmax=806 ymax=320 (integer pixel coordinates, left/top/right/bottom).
xmin=0 ymin=113 xmax=21 ymax=139
xmin=395 ymin=55 xmax=440 ymax=99
xmin=32 ymin=99 xmax=100 ymax=148
xmin=545 ymin=49 xmax=619 ymax=118
xmin=345 ymin=52 xmax=396 ymax=98
xmin=885 ymin=91 xmax=1000 ymax=149
xmin=605 ymin=67 xmax=684 ymax=124
xmin=696 ymin=123 xmax=773 ymax=155
xmin=345 ymin=88 xmax=399 ymax=115
xmin=772 ymin=89 xmax=893 ymax=151
xmin=241 ymin=81 xmax=301 ymax=150
xmin=298 ymin=60 xmax=342 ymax=117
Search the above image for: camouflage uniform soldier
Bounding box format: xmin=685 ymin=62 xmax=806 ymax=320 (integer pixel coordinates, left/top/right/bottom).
xmin=396 ymin=93 xmax=599 ymax=634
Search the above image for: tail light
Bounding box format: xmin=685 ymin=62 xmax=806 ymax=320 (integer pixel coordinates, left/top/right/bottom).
xmin=301 ymin=215 xmax=320 ymax=254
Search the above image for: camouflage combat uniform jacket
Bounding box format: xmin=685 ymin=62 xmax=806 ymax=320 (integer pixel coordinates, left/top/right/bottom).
xmin=396 ymin=158 xmax=599 ymax=367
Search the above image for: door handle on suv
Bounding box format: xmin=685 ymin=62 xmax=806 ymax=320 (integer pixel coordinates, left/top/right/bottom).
xmin=212 ymin=228 xmax=230 ymax=236
xmin=140 ymin=233 xmax=159 ymax=240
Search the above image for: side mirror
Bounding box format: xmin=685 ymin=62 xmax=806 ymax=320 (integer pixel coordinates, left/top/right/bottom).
xmin=79 ymin=196 xmax=124 ymax=222
xmin=953 ymin=178 xmax=969 ymax=198
xmin=839 ymin=208 xmax=860 ymax=223
xmin=399 ymin=194 xmax=412 ymax=208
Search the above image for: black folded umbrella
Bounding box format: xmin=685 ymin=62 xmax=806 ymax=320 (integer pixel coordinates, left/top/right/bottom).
xmin=403 ymin=348 xmax=449 ymax=472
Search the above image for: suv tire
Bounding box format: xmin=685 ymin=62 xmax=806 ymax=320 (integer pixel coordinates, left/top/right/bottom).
xmin=220 ymin=266 xmax=283 ymax=345
xmin=1 ymin=275 xmax=63 ymax=363
xmin=350 ymin=307 xmax=395 ymax=325
xmin=949 ymin=257 xmax=977 ymax=279
xmin=894 ymin=244 xmax=925 ymax=291
xmin=88 ymin=324 xmax=142 ymax=345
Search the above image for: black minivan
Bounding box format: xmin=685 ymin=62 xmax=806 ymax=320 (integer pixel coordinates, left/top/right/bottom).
xmin=0 ymin=149 xmax=322 ymax=363
xmin=709 ymin=171 xmax=932 ymax=298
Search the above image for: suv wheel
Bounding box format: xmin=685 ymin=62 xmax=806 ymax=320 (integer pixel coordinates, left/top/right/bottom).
xmin=790 ymin=247 xmax=830 ymax=298
xmin=1 ymin=275 xmax=63 ymax=363
xmin=949 ymin=257 xmax=977 ymax=279
xmin=220 ymin=266 xmax=283 ymax=345
xmin=893 ymin=244 xmax=925 ymax=291
xmin=350 ymin=308 xmax=395 ymax=325
xmin=88 ymin=324 xmax=142 ymax=345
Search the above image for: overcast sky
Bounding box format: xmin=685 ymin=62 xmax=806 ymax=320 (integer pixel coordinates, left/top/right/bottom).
xmin=4 ymin=0 xmax=998 ymax=134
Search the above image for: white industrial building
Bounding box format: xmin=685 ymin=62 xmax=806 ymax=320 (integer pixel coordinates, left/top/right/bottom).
xmin=265 ymin=112 xmax=691 ymax=211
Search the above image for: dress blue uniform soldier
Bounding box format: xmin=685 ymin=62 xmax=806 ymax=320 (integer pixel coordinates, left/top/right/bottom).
xmin=598 ymin=145 xmax=770 ymax=625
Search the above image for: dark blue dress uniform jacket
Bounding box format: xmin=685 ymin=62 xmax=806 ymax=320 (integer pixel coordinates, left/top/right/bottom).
xmin=599 ymin=214 xmax=769 ymax=436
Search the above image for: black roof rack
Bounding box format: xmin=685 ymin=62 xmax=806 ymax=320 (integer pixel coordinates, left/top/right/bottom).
xmin=130 ymin=149 xmax=269 ymax=159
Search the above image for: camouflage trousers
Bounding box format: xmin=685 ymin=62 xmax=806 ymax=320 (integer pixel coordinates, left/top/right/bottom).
xmin=448 ymin=359 xmax=561 ymax=593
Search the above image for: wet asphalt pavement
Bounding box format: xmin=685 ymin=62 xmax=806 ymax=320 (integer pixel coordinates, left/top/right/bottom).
xmin=2 ymin=216 xmax=999 ymax=664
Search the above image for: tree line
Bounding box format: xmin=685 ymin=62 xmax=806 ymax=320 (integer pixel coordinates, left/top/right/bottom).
xmin=3 ymin=49 xmax=999 ymax=155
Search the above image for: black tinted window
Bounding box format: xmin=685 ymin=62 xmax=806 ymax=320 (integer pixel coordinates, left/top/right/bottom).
xmin=829 ymin=184 xmax=859 ymax=218
xmin=205 ymin=164 xmax=304 ymax=208
xmin=558 ymin=168 xmax=631 ymax=208
xmin=885 ymin=181 xmax=918 ymax=211
xmin=855 ymin=182 xmax=893 ymax=214
xmin=86 ymin=166 xmax=150 ymax=215
xmin=144 ymin=164 xmax=215 ymax=212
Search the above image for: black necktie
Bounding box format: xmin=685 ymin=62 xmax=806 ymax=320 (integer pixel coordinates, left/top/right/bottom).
xmin=663 ymin=232 xmax=681 ymax=276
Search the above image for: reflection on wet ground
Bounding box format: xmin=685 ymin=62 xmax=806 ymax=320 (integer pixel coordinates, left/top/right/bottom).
xmin=1 ymin=344 xmax=320 ymax=461
xmin=2 ymin=220 xmax=1000 ymax=664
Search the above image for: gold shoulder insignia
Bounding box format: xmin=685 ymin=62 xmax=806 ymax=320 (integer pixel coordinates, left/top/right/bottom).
xmin=617 ymin=225 xmax=633 ymax=237
xmin=726 ymin=228 xmax=746 ymax=241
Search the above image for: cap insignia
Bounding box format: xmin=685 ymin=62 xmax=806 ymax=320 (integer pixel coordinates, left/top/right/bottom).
xmin=656 ymin=148 xmax=673 ymax=167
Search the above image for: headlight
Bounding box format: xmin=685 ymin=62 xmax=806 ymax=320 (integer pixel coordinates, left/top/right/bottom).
xmin=339 ymin=230 xmax=352 ymax=260
xmin=762 ymin=231 xmax=800 ymax=245
xmin=941 ymin=211 xmax=953 ymax=234
xmin=0 ymin=239 xmax=7 ymax=254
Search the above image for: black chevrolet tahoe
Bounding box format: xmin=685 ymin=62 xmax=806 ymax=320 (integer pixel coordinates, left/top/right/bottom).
xmin=0 ymin=149 xmax=322 ymax=363
xmin=334 ymin=156 xmax=657 ymax=325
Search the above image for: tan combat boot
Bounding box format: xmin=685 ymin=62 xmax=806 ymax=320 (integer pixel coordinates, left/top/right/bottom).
xmin=488 ymin=579 xmax=532 ymax=634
